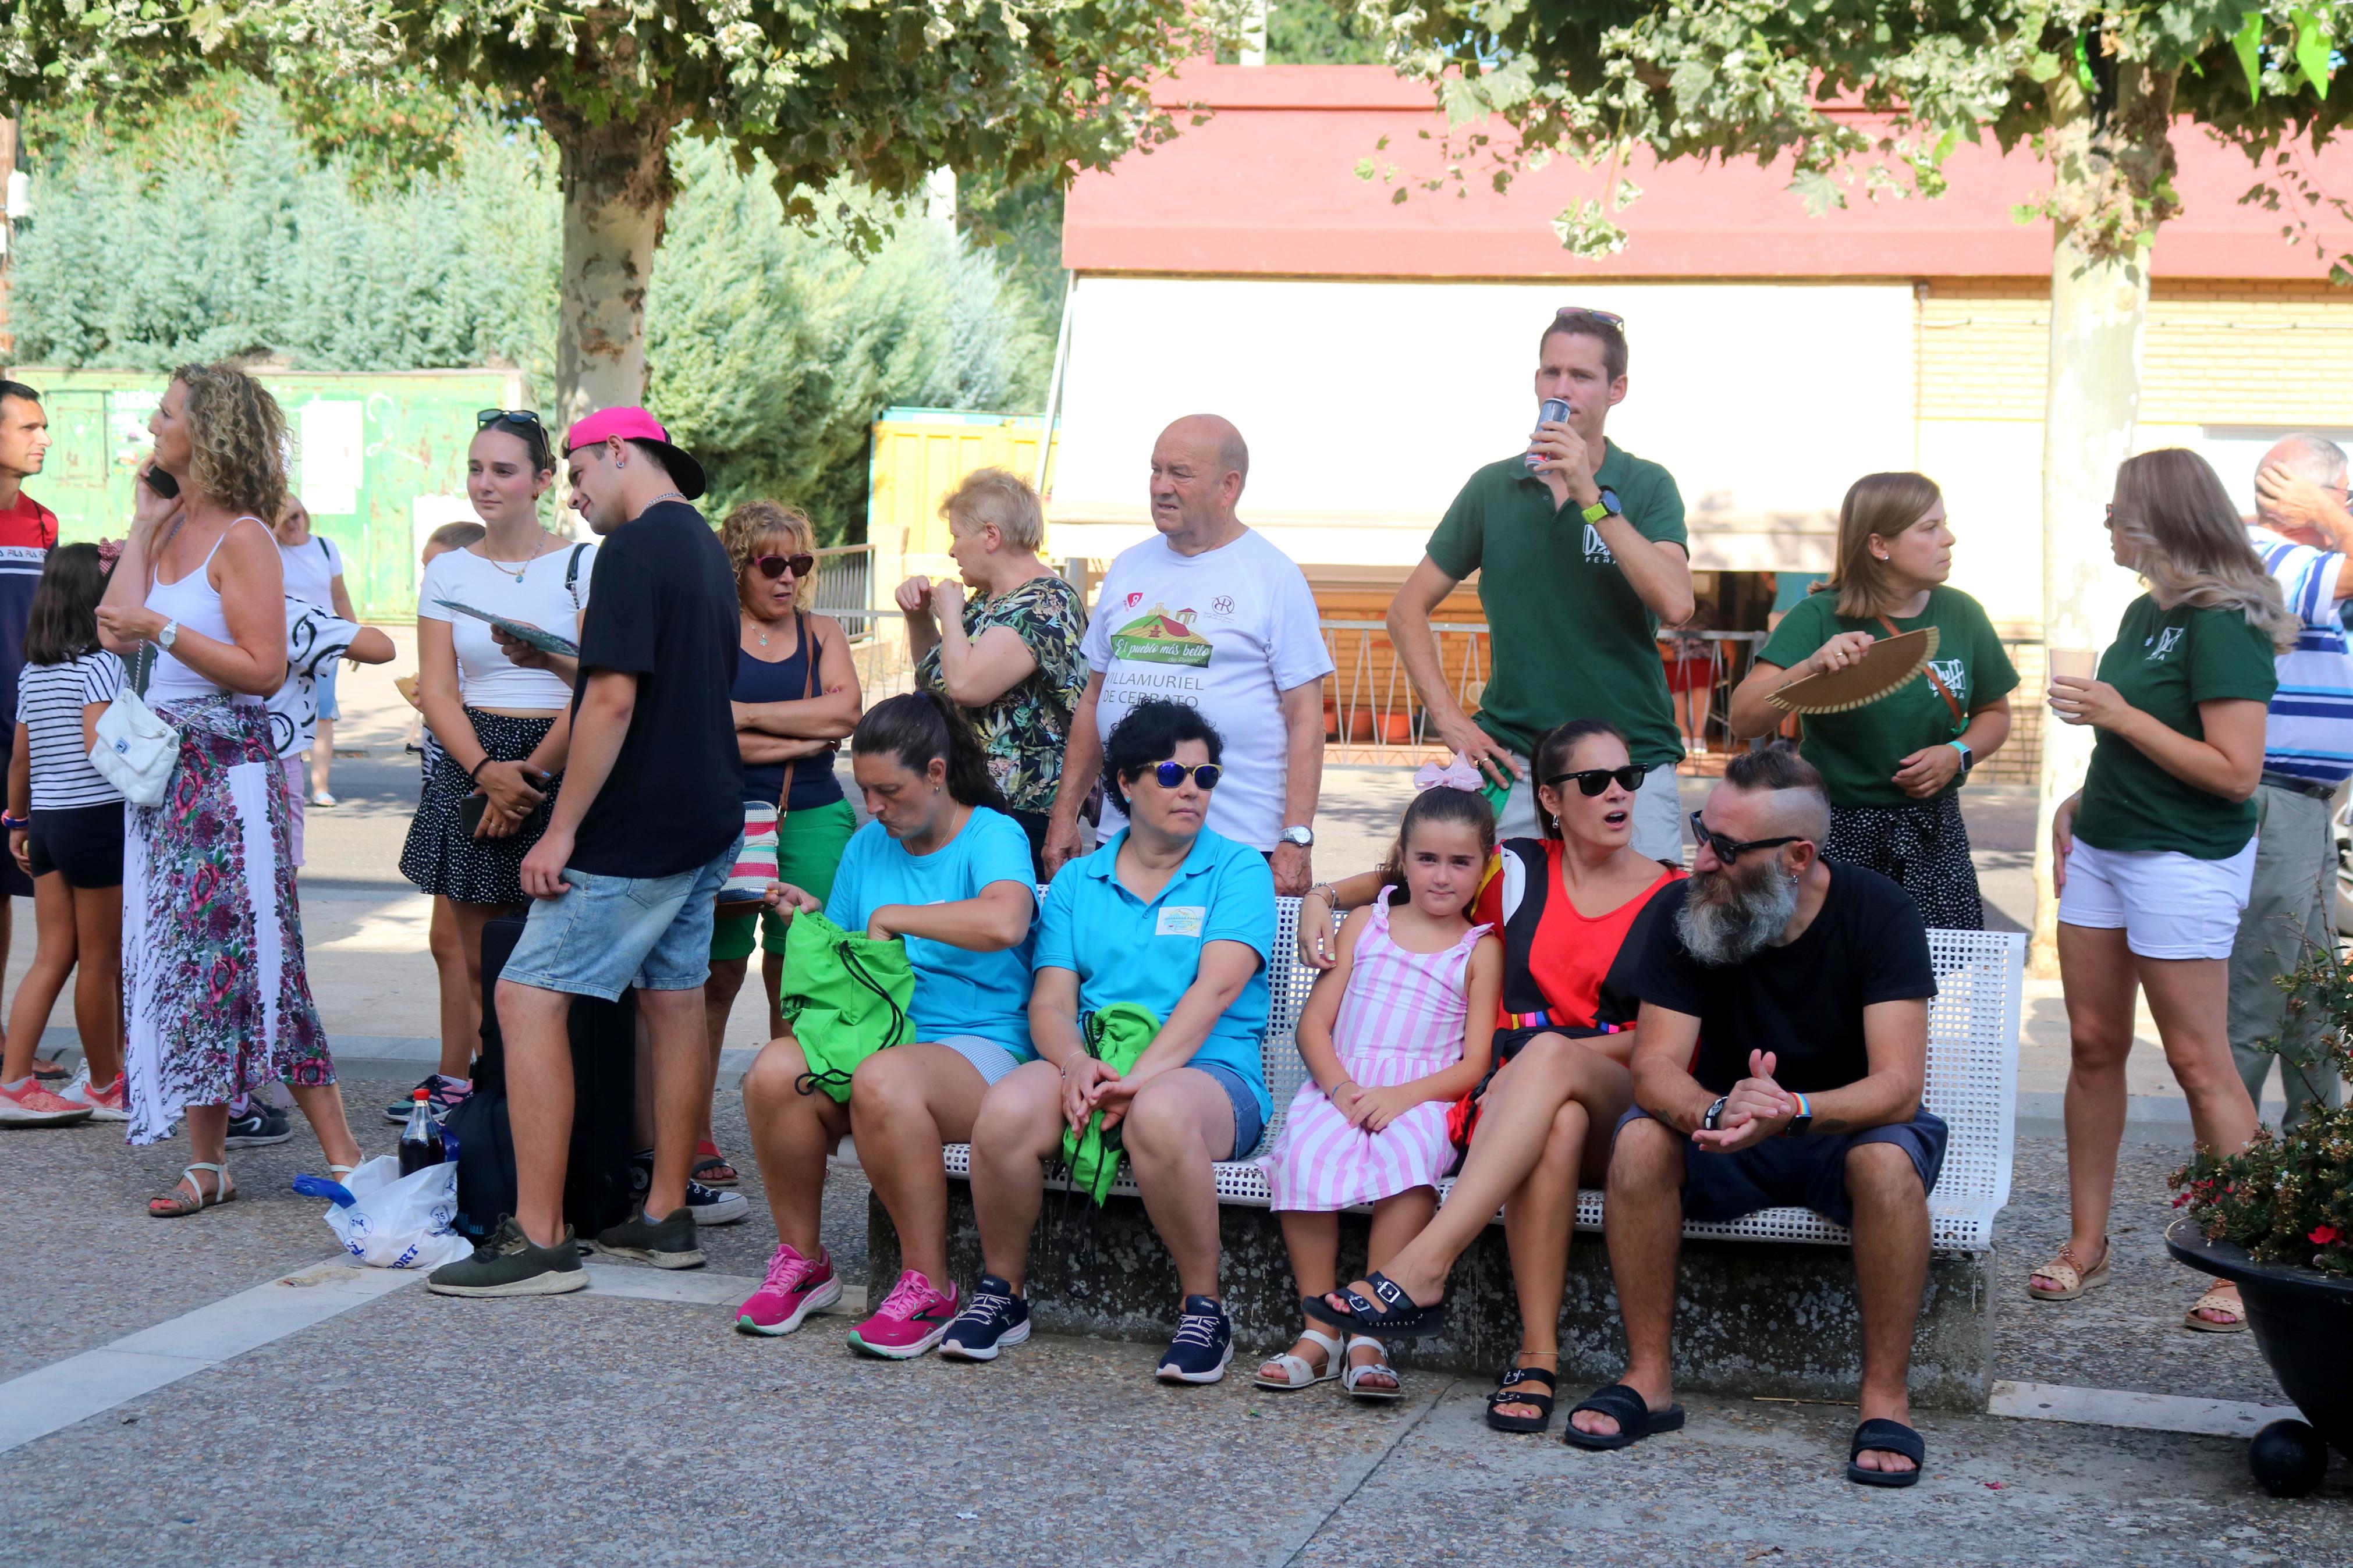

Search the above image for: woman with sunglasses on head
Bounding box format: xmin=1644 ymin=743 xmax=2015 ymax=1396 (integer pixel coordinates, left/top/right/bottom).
xmin=2037 ymin=449 xmax=2292 ymax=1333
xmin=897 ymin=468 xmax=1085 ymax=877
xmin=397 ymin=409 xmax=589 ymax=1122
xmin=698 ymin=500 xmax=861 ymax=1187
xmin=1297 ymin=719 xmax=1681 ymax=1431
xmin=1727 ymin=472 xmax=2016 ymax=929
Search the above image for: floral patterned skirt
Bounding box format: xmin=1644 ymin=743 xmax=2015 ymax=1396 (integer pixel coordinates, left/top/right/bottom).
xmin=124 ymin=695 xmax=332 ymax=1145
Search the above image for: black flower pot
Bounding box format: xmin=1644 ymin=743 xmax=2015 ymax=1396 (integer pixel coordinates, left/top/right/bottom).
xmin=2168 ymin=1217 xmax=2353 ymax=1491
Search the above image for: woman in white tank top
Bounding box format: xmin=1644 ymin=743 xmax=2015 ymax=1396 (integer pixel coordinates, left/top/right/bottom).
xmin=95 ymin=363 xmax=364 ymax=1213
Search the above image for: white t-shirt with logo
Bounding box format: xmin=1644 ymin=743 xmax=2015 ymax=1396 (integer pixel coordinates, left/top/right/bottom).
xmin=1081 ymin=528 xmax=1334 ymax=850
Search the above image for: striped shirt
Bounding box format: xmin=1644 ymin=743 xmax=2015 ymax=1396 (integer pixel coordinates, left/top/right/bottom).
xmin=15 ymin=652 xmax=125 ymax=810
xmin=2251 ymin=529 xmax=2353 ymax=786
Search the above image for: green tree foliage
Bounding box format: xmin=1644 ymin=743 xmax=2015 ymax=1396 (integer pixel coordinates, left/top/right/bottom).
xmin=9 ymin=84 xmax=1053 ymax=543
xmin=1268 ymin=0 xmax=1388 ymax=66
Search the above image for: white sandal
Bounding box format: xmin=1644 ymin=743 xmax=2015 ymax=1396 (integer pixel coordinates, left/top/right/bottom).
xmin=149 ymin=1162 xmax=236 ymax=1218
xmin=1342 ymin=1334 xmax=1403 ymax=1403
xmin=1255 ymin=1324 xmax=1345 ymax=1390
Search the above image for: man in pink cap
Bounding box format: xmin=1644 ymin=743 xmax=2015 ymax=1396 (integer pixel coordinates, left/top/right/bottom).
xmin=431 ymin=406 xmax=746 ymax=1297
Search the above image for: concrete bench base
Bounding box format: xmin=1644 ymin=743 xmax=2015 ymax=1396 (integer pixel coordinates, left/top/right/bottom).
xmin=871 ymin=1187 xmax=1998 ymax=1412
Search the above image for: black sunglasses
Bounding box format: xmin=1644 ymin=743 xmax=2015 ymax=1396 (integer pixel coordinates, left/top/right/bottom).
xmin=1546 ymin=763 xmax=1649 ymax=797
xmin=1151 ymin=761 xmax=1222 ymax=791
xmin=1688 ymin=810 xmax=1803 ymax=866
xmin=1555 ymin=305 xmax=1627 ymax=329
xmin=755 ymin=553 xmax=815 ymax=579
xmin=477 ymin=408 xmax=546 ymax=433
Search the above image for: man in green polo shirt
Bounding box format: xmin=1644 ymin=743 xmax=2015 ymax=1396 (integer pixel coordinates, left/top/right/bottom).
xmin=1386 ymin=309 xmax=1694 ymax=859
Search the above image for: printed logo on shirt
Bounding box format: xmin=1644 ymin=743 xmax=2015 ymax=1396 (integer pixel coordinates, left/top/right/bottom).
xmin=1928 ymin=658 xmax=1967 ymax=699
xmin=1155 ymin=906 xmax=1206 ymax=937
xmin=1109 ymin=602 xmax=1212 ymax=667
xmin=1582 ymin=524 xmax=1616 ymax=566
xmin=1210 ymin=595 xmax=1236 ymax=618
xmin=2146 ymin=626 xmax=2184 ymax=661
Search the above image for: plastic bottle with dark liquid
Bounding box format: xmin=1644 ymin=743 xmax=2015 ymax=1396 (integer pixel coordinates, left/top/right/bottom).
xmin=398 ymin=1087 xmax=445 ymax=1176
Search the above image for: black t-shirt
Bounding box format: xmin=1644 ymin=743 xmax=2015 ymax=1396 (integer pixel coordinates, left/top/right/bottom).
xmin=1630 ymin=861 xmax=1936 ymax=1094
xmin=569 ymin=500 xmax=743 ymax=878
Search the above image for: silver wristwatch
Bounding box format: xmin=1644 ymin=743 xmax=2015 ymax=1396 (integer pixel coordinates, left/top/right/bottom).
xmin=1278 ymin=824 xmax=1315 ymax=849
xmin=158 ymin=618 xmax=180 ymax=651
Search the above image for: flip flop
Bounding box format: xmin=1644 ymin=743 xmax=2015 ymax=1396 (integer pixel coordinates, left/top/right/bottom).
xmin=1323 ymin=1271 xmax=1449 ymax=1338
xmin=1561 ymin=1382 xmax=1685 ymax=1451
xmin=1847 ymin=1418 xmax=1925 ymax=1487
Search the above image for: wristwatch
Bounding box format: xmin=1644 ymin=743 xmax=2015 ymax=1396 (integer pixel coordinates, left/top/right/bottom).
xmin=1580 ymin=488 xmax=1623 ymax=527
xmin=1279 ymin=824 xmax=1315 ymax=849
xmin=1701 ymin=1095 xmax=1729 ymax=1132
xmin=1947 ymin=739 xmax=1975 ymax=771
xmin=158 ymin=618 xmax=179 ymax=652
xmin=1782 ymin=1091 xmax=1814 ymax=1137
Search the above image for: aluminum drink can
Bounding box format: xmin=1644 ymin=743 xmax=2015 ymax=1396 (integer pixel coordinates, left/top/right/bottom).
xmin=1525 ymin=397 xmax=1573 ymax=469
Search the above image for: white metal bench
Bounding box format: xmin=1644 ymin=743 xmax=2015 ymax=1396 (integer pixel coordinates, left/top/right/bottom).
xmin=851 ymin=897 xmax=2022 ymax=1254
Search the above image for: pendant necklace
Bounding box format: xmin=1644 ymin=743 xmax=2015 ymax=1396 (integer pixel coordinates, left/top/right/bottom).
xmin=487 ymin=532 xmax=551 ymax=582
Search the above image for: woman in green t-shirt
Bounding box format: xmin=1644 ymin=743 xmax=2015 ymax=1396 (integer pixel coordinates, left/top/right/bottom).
xmin=2036 ymin=448 xmax=2296 ymax=1333
xmin=1729 ymin=472 xmax=2016 ymax=927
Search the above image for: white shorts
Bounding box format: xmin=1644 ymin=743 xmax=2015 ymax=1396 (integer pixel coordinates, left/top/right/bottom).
xmin=2057 ymin=837 xmax=2257 ymax=961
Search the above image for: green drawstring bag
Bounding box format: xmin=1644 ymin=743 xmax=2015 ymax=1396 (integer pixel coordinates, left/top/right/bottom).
xmin=1059 ymin=1003 xmax=1162 ymax=1206
xmin=777 ymin=910 xmax=916 ymax=1102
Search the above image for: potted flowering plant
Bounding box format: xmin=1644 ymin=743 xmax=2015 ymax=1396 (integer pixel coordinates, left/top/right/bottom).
xmin=2166 ymin=941 xmax=2353 ymax=1494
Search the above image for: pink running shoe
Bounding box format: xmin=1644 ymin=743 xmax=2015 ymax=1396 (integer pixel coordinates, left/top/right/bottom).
xmin=58 ymin=1068 xmax=131 ymax=1123
xmin=0 ymin=1077 xmax=95 ymax=1126
xmin=847 ymin=1268 xmax=959 ymax=1360
xmin=735 ymin=1242 xmax=843 ymax=1336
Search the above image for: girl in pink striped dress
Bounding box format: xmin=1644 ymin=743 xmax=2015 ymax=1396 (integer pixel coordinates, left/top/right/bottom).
xmin=1255 ymin=784 xmax=1501 ymax=1401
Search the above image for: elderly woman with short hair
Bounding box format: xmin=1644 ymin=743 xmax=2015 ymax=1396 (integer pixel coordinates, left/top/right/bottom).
xmin=896 ymin=467 xmax=1087 ymax=874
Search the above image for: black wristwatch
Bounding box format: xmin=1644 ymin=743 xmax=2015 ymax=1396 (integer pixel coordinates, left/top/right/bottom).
xmin=1701 ymin=1095 xmax=1729 ymax=1133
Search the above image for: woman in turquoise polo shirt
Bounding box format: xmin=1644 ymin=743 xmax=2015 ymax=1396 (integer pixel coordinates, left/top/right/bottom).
xmin=734 ymin=692 xmax=1039 ymax=1359
xmin=2036 ymin=449 xmax=2294 ymax=1334
xmin=1728 ymin=472 xmax=2016 ymax=929
xmin=947 ymin=698 xmax=1277 ymax=1384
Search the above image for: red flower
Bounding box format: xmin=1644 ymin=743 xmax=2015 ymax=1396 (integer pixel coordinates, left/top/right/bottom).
xmin=2173 ymin=1193 xmax=2192 ymax=1208
xmin=2312 ymin=1225 xmax=2343 ymax=1247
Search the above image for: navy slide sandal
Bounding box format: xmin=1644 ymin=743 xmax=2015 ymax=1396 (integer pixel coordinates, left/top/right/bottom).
xmin=1560 ymin=1382 xmax=1687 ymax=1450
xmin=1846 ymin=1418 xmax=1925 ymax=1487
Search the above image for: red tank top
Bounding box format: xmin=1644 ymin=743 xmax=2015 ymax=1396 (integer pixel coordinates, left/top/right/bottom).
xmin=1470 ymin=838 xmax=1684 ymax=1033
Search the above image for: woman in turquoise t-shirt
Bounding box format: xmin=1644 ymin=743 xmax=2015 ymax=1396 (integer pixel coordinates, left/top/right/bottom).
xmin=2037 ymin=449 xmax=2295 ymax=1334
xmin=736 ymin=692 xmax=1039 ymax=1357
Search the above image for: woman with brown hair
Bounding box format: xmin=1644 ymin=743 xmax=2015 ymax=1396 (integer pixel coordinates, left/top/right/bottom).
xmin=2035 ymin=448 xmax=2295 ymax=1332
xmin=1727 ymin=472 xmax=2017 ymax=928
xmin=697 ymin=500 xmax=861 ymax=1187
xmin=95 ymin=363 xmax=364 ymax=1213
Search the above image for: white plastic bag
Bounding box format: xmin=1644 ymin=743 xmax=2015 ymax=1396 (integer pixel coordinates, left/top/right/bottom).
xmin=317 ymin=1155 xmax=470 ymax=1271
xmin=89 ymin=686 xmax=179 ymax=807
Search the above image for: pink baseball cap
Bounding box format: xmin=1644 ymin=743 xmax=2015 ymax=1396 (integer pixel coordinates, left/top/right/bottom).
xmin=563 ymin=405 xmax=707 ymax=500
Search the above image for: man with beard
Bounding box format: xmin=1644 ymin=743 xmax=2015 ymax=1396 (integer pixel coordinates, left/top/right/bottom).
xmin=1561 ymin=747 xmax=1943 ymax=1491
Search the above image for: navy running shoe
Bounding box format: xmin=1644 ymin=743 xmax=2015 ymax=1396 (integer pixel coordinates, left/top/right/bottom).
xmin=1156 ymin=1295 xmax=1234 ymax=1384
xmin=940 ymin=1274 xmax=1031 ymax=1362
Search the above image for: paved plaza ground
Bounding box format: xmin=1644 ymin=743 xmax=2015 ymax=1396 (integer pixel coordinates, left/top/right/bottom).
xmin=1 ymin=643 xmax=2346 ymax=1563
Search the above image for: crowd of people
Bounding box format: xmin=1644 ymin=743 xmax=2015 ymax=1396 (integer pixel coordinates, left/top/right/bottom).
xmin=0 ymin=305 xmax=2344 ymax=1491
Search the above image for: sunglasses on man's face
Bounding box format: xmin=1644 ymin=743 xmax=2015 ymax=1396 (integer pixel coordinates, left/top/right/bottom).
xmin=1546 ymin=763 xmax=1649 ymax=797
xmin=1687 ymin=809 xmax=1802 ymax=867
xmin=1151 ymin=761 xmax=1222 ymax=791
xmin=754 ymin=553 xmax=815 ymax=579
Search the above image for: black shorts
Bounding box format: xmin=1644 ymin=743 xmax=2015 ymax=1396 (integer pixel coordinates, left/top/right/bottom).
xmin=1613 ymin=1104 xmax=1948 ymax=1228
xmin=27 ymin=800 xmax=126 ymax=889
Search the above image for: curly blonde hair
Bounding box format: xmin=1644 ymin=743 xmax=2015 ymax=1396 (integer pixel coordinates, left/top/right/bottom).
xmin=719 ymin=500 xmax=818 ymax=595
xmin=173 ymin=362 xmax=288 ymax=522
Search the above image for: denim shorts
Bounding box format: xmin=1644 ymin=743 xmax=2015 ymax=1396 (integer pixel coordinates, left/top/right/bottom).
xmin=1613 ymin=1104 xmax=1947 ymax=1228
xmin=1193 ymin=1060 xmax=1266 ymax=1161
xmin=501 ymin=838 xmax=739 ymax=1002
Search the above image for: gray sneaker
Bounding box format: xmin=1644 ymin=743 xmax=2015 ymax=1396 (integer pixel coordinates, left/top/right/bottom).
xmin=425 ymin=1216 xmax=587 ymax=1298
xmin=592 ymin=1206 xmax=705 ymax=1270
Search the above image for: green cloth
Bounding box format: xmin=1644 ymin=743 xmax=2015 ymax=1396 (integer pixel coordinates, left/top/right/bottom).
xmin=709 ymin=798 xmax=858 ymax=961
xmin=1059 ymin=1002 xmax=1161 ymax=1206
xmin=1758 ymin=586 xmax=2019 ymax=809
xmin=2073 ymin=595 xmax=2279 ymax=859
xmin=1426 ymin=443 xmax=1689 ymax=769
xmin=776 ymin=909 xmax=917 ymax=1102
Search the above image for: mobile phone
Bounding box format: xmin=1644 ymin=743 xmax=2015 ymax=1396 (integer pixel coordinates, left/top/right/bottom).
xmin=143 ymin=467 xmax=180 ymax=499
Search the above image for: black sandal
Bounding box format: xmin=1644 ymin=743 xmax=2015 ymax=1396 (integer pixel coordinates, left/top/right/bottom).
xmin=1485 ymin=1361 xmax=1558 ymax=1434
xmin=1560 ymin=1382 xmax=1685 ymax=1450
xmin=1322 ymin=1271 xmax=1449 ymax=1338
xmin=1846 ymin=1418 xmax=1925 ymax=1488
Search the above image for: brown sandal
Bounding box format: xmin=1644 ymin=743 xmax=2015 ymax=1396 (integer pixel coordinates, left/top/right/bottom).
xmin=148 ymin=1162 xmax=236 ymax=1218
xmin=2184 ymin=1285 xmax=2248 ymax=1333
xmin=2027 ymin=1238 xmax=2110 ymax=1300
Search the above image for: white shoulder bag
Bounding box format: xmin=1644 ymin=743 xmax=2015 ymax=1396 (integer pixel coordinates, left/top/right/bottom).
xmin=90 ymin=641 xmax=180 ymax=808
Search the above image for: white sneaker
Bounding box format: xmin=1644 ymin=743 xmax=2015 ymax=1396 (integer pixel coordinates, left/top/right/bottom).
xmin=59 ymin=1065 xmax=132 ymax=1122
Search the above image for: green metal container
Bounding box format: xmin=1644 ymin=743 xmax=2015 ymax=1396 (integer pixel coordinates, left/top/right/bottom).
xmin=9 ymin=365 xmax=530 ymax=620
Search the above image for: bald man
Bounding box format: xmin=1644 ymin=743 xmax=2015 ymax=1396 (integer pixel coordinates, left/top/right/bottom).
xmin=2232 ymin=433 xmax=2353 ymax=1133
xmin=1044 ymin=415 xmax=1335 ymax=893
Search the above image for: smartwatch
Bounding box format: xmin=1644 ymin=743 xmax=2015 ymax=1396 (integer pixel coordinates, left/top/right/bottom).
xmin=1782 ymin=1091 xmax=1813 ymax=1137
xmin=1580 ymin=488 xmax=1623 ymax=527
xmin=1279 ymin=824 xmax=1315 ymax=849
xmin=1701 ymin=1095 xmax=1729 ymax=1133
xmin=1947 ymin=739 xmax=1974 ymax=771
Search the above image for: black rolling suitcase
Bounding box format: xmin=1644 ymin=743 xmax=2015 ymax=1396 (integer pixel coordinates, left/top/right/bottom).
xmin=447 ymin=913 xmax=639 ymax=1242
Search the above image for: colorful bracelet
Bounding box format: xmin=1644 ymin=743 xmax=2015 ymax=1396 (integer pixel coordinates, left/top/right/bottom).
xmin=0 ymin=812 xmax=27 ymax=832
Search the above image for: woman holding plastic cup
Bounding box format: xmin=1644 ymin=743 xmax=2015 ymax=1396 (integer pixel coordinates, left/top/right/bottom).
xmin=2035 ymin=449 xmax=2294 ymax=1332
xmin=1727 ymin=472 xmax=2015 ymax=927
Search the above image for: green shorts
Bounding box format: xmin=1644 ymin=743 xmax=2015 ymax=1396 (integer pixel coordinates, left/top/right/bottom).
xmin=711 ymin=797 xmax=857 ymax=962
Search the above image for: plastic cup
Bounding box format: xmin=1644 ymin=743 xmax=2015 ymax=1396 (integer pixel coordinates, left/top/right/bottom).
xmin=2048 ymin=648 xmax=2098 ymax=682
